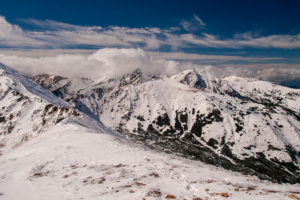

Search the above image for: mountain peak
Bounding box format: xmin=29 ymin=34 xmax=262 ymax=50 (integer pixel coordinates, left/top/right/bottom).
xmin=171 ymin=68 xmax=242 ymax=96
xmin=132 ymin=68 xmax=142 ymax=74
xmin=118 ymin=68 xmax=151 ymax=87
xmin=172 ymin=68 xmax=219 ymax=90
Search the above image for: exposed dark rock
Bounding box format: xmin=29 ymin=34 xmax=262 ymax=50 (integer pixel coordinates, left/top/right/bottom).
xmin=155 ymin=113 xmax=170 ymax=127
xmin=0 ymin=116 xmax=5 ymax=123
xmin=137 ymin=115 xmax=145 ymax=121
xmin=191 ymin=109 xmax=223 ymax=137
xmin=207 ymin=138 xmax=219 ymax=149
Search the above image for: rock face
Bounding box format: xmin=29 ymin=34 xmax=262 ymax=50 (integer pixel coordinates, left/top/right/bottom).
xmin=32 ymin=68 xmax=300 ymax=184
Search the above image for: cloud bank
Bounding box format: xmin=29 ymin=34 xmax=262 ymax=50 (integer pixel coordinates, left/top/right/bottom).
xmin=1 ymin=16 xmax=300 ymax=50
xmin=0 ymin=48 xmax=185 ymax=78
xmin=0 ymin=48 xmax=299 ymax=83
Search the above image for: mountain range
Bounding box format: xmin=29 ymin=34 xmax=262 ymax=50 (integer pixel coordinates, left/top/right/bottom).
xmin=2 ymin=61 xmax=300 ymax=199
xmin=28 ymin=66 xmax=300 ymax=184
xmin=1 ymin=60 xmax=300 ymax=183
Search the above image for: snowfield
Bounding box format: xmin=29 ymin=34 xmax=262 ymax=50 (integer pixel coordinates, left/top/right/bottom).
xmin=1 ymin=121 xmax=300 ymax=200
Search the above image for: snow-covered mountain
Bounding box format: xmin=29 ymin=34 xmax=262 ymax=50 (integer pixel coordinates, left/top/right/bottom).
xmin=0 ymin=63 xmax=115 ymax=156
xmin=172 ymin=69 xmax=241 ymax=97
xmin=2 ymin=62 xmax=300 ymax=199
xmin=31 ymin=67 xmax=300 ymax=184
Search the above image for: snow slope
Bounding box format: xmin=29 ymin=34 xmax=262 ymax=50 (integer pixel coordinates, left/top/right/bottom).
xmin=1 ymin=121 xmax=300 ymax=200
xmin=0 ymin=63 xmax=67 ymax=107
xmin=228 ymin=80 xmax=300 ymax=112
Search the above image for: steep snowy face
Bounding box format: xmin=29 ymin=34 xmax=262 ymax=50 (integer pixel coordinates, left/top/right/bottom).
xmin=172 ymin=68 xmax=240 ymax=97
xmin=0 ymin=63 xmax=68 ymax=107
xmin=32 ymin=67 xmax=300 ymax=183
xmin=0 ymin=63 xmax=81 ymax=155
xmin=228 ymin=80 xmax=300 ymax=112
xmin=221 ymin=75 xmax=300 ymax=112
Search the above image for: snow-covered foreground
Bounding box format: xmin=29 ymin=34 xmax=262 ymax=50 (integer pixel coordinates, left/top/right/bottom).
xmin=0 ymin=121 xmax=299 ymax=200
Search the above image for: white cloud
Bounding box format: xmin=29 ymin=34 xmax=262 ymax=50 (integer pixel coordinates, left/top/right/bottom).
xmin=0 ymin=16 xmax=179 ymax=49
xmin=0 ymin=16 xmax=47 ymax=47
xmin=1 ymin=16 xmax=300 ymax=50
xmin=0 ymin=49 xmax=281 ymax=63
xmin=180 ymin=20 xmax=193 ymax=32
xmin=236 ymin=34 xmax=300 ymax=49
xmin=193 ymin=14 xmax=206 ymax=26
xmin=0 ymin=49 xmax=96 ymax=57
xmin=181 ymin=32 xmax=300 ymax=49
xmin=20 ymin=18 xmax=90 ymax=31
xmin=149 ymin=52 xmax=282 ymax=62
xmin=208 ymin=64 xmax=300 ymax=82
xmin=181 ymin=33 xmax=231 ymax=47
xmin=0 ymin=48 xmax=299 ymax=83
xmin=180 ymin=14 xmax=206 ymax=32
xmin=0 ymin=48 xmax=183 ymax=78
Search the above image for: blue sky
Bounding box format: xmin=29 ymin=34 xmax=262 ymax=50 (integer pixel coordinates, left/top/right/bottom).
xmin=0 ymin=0 xmax=300 ymax=87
